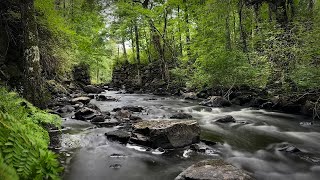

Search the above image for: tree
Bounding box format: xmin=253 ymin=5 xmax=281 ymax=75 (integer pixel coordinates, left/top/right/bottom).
xmin=21 ymin=0 xmax=44 ymax=107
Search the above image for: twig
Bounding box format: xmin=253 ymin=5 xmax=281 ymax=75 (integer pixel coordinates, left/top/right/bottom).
xmin=223 ymin=82 xmax=235 ymax=101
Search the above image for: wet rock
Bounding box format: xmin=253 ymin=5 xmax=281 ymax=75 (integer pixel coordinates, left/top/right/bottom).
xmin=87 ymin=94 xmax=95 ymax=99
xmin=129 ymin=115 xmax=142 ymax=122
xmin=56 ymin=105 xmax=75 ymax=114
xmin=260 ymin=102 xmax=274 ymax=109
xmin=105 ymin=130 xmax=131 ymax=144
xmin=102 ymin=111 xmax=111 ymax=116
xmin=86 ymin=103 xmax=101 ymax=112
xmin=90 ymin=115 xmax=105 ymax=123
xmin=112 ymin=107 xmax=122 ymax=112
xmin=92 ymin=119 xmax=120 ymax=127
xmin=96 ymin=95 xmax=117 ymax=101
xmin=74 ymin=107 xmax=101 ymax=121
xmin=170 ymin=113 xmax=193 ymax=119
xmin=231 ymin=94 xmax=253 ymax=106
xmin=249 ymin=97 xmax=268 ymax=108
xmin=71 ymin=96 xmax=91 ymax=105
xmin=201 ymin=139 xmax=217 ymax=146
xmin=130 ymin=133 xmax=151 ymax=147
xmin=213 ymin=115 xmax=236 ymax=123
xmin=200 ymin=96 xmax=231 ymax=107
xmin=182 ymin=92 xmax=198 ymax=100
xmin=122 ymin=106 xmax=144 ymax=112
xmin=83 ymin=85 xmax=104 ymax=94
xmin=277 ymin=144 xmax=301 ymax=153
xmin=190 ymin=144 xmax=201 ymax=151
xmin=115 ymin=110 xmax=132 ymax=120
xmin=72 ymin=103 xmax=84 ymax=110
xmin=175 ymin=159 xmax=254 ymax=180
xmin=132 ymin=120 xmax=200 ymax=149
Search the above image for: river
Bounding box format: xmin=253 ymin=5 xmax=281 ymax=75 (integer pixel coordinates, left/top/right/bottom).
xmin=61 ymin=91 xmax=320 ymax=180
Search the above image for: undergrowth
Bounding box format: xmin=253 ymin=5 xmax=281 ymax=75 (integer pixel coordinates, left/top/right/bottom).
xmin=0 ymin=88 xmax=62 ymax=180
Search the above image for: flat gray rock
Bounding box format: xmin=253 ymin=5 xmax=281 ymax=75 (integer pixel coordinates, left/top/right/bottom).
xmin=175 ymin=159 xmax=254 ymax=180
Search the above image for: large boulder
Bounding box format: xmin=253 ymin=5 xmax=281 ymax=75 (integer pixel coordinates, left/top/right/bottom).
xmin=200 ymin=96 xmax=231 ymax=107
xmin=175 ymin=159 xmax=254 ymax=180
xmin=131 ymin=120 xmax=200 ymax=149
xmin=74 ymin=107 xmax=101 ymax=121
xmin=83 ymin=85 xmax=104 ymax=94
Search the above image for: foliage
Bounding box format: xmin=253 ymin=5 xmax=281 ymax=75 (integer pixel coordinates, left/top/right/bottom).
xmin=34 ymin=0 xmax=114 ymax=83
xmin=109 ymin=0 xmax=320 ymax=91
xmin=0 ymin=88 xmax=62 ymax=180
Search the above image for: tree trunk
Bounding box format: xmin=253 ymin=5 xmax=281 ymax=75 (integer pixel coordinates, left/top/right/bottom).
xmin=238 ymin=0 xmax=248 ymax=54
xmin=20 ymin=0 xmax=44 ymax=107
xmin=141 ymin=0 xmax=167 ymax=81
xmin=162 ymin=7 xmax=169 ymax=81
xmin=130 ymin=26 xmax=135 ymax=62
xmin=121 ymin=37 xmax=127 ymax=62
xmin=134 ymin=20 xmax=141 ymax=85
xmin=225 ymin=0 xmax=232 ymax=51
xmin=178 ymin=5 xmax=183 ymax=56
xmin=183 ymin=0 xmax=191 ymax=62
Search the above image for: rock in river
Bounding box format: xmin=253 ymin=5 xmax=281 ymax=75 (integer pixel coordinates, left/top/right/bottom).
xmin=74 ymin=107 xmax=101 ymax=121
xmin=83 ymin=85 xmax=104 ymax=94
xmin=96 ymin=95 xmax=117 ymax=101
xmin=212 ymin=115 xmax=236 ymax=123
xmin=200 ymin=96 xmax=231 ymax=107
xmin=71 ymin=96 xmax=91 ymax=105
xmin=175 ymin=159 xmax=254 ymax=180
xmin=131 ymin=120 xmax=200 ymax=149
xmin=170 ymin=112 xmax=193 ymax=119
xmin=122 ymin=106 xmax=144 ymax=112
xmin=90 ymin=115 xmax=105 ymax=123
xmin=105 ymin=130 xmax=131 ymax=144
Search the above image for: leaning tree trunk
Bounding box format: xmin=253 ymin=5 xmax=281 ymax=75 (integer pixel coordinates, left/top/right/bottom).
xmin=21 ymin=0 xmax=45 ymax=107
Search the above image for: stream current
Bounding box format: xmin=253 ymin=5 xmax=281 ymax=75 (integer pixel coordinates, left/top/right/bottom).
xmin=62 ymin=91 xmax=320 ymax=180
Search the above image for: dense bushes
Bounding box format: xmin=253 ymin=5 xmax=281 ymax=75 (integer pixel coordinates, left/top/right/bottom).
xmin=0 ymin=88 xmax=62 ymax=179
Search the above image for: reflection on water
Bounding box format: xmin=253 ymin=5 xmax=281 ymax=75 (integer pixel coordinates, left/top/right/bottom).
xmin=63 ymin=91 xmax=320 ymax=180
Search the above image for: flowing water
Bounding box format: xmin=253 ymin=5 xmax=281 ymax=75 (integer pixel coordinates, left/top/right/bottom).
xmin=62 ymin=91 xmax=320 ymax=180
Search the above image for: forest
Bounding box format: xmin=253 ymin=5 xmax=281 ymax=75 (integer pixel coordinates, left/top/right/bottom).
xmin=0 ymin=0 xmax=320 ymax=180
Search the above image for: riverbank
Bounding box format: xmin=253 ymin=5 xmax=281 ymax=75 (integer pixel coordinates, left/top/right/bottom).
xmin=107 ymin=63 xmax=319 ymax=120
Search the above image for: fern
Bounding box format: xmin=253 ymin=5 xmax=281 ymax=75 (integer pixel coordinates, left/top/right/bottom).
xmin=0 ymin=152 xmax=19 ymax=180
xmin=0 ymin=88 xmax=62 ymax=179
